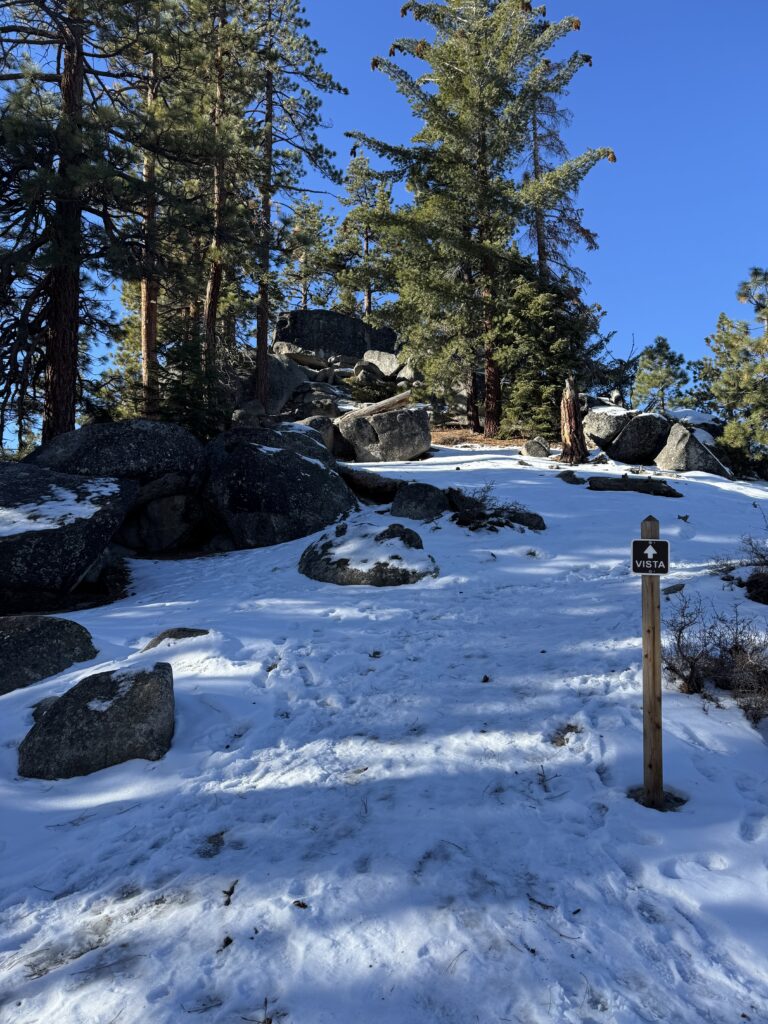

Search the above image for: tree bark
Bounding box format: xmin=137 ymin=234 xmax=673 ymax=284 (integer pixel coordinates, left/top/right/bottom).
xmin=484 ymin=347 xmax=501 ymax=438
xmin=255 ymin=61 xmax=274 ymax=408
xmin=466 ymin=370 xmax=481 ymax=433
xmin=363 ymin=228 xmax=373 ymax=316
xmin=559 ymin=376 xmax=589 ymax=464
xmin=42 ymin=4 xmax=85 ymax=442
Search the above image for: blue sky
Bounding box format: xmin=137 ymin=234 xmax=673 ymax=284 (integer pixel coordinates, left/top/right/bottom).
xmin=302 ymin=0 xmax=768 ymax=362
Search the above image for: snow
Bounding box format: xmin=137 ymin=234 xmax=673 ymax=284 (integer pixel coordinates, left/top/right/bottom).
xmin=668 ymin=409 xmax=721 ymax=427
xmin=330 ymin=526 xmax=436 ymax=574
xmin=2 ymin=448 xmax=768 ymax=1023
xmin=693 ymin=428 xmax=717 ymax=448
xmin=0 ymin=480 xmax=121 ymax=538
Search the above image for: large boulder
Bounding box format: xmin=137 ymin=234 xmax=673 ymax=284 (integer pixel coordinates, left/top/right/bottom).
xmin=299 ymin=522 xmax=438 ymax=587
xmin=239 ymin=353 xmax=308 ymax=417
xmin=654 ymin=424 xmax=732 ymax=478
xmin=18 ymin=663 xmax=175 ymax=780
xmin=363 ymin=350 xmax=402 ymax=379
xmin=0 ymin=464 xmax=138 ymax=613
xmin=583 ymin=407 xmax=634 ymax=450
xmin=115 ymin=494 xmax=212 ymax=554
xmin=391 ymin=482 xmax=452 ymax=521
xmin=0 ymin=616 xmax=97 ymax=696
xmin=337 ymin=405 xmax=431 ymax=463
xmin=26 ymin=419 xmax=204 ymax=483
xmin=608 ymin=414 xmax=671 ymax=465
xmin=205 ymin=426 xmax=356 ymax=548
xmin=274 ymin=310 xmax=397 ymax=362
xmin=521 ymin=437 xmax=551 ymax=458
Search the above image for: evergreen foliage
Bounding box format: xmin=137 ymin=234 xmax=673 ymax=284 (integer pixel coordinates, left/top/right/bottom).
xmin=349 ymin=0 xmax=614 ymax=436
xmin=631 ymin=337 xmax=689 ymax=413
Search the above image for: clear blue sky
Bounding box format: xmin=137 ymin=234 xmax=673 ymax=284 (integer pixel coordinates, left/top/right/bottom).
xmin=302 ymin=0 xmax=768 ymax=362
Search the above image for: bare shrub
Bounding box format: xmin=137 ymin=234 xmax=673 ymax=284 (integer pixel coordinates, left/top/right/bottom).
xmin=664 ymin=596 xmax=768 ymax=721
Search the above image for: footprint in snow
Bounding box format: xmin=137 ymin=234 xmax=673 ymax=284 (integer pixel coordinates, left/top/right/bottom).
xmin=739 ymin=813 xmax=768 ymax=843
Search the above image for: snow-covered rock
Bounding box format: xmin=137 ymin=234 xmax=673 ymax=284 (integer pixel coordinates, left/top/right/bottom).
xmin=0 ymin=615 xmax=97 ymax=696
xmin=299 ymin=522 xmax=438 ymax=586
xmin=18 ymin=662 xmax=174 ymax=779
xmin=0 ymin=464 xmax=137 ymax=612
xmin=583 ymin=406 xmax=634 ymax=449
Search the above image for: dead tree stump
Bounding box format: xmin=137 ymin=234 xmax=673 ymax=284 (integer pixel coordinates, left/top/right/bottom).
xmin=559 ymin=377 xmax=589 ymax=465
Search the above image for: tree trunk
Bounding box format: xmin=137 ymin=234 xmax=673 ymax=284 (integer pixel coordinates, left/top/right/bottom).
xmin=363 ymin=228 xmax=373 ymax=316
xmin=466 ymin=370 xmax=481 ymax=433
xmin=42 ymin=6 xmax=85 ymax=442
xmin=559 ymin=376 xmax=588 ymax=464
xmin=256 ymin=63 xmax=274 ymax=408
xmin=140 ymin=54 xmax=161 ymax=418
xmin=484 ymin=349 xmax=501 ymax=438
xmin=202 ymin=4 xmax=226 ymax=396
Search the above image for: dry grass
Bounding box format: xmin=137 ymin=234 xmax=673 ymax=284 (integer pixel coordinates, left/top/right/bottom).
xmin=431 ymin=427 xmax=528 ymax=449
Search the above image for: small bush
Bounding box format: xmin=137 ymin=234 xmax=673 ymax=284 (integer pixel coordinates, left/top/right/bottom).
xmin=664 ymin=596 xmax=768 ymax=722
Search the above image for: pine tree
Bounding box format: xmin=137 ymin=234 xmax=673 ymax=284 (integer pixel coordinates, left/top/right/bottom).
xmin=351 ymin=0 xmax=613 ymax=436
xmin=282 ymin=195 xmax=336 ymax=310
xmin=334 ymin=154 xmax=394 ymax=317
xmin=631 ymin=337 xmax=689 ymax=413
xmin=691 ymin=314 xmax=768 ymax=471
xmin=737 ymin=267 xmax=768 ymax=332
xmin=252 ymin=0 xmax=345 ymax=407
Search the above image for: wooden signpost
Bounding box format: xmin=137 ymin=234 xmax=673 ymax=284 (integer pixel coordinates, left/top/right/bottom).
xmin=631 ymin=516 xmax=669 ymax=810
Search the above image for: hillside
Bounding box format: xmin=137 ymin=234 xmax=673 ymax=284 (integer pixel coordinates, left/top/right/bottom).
xmin=2 ymin=447 xmax=768 ymax=1024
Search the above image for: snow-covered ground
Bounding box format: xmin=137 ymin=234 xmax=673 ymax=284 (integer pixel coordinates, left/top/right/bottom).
xmin=2 ymin=447 xmax=768 ymax=1024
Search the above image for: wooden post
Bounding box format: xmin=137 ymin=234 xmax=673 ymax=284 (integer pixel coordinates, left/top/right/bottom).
xmin=641 ymin=515 xmax=664 ymax=809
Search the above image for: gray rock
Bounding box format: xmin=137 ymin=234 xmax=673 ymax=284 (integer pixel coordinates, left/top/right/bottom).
xmin=205 ymin=426 xmax=356 ymax=548
xmin=0 ymin=616 xmax=97 ymax=696
xmin=363 ymin=350 xmax=402 ymax=379
xmin=116 ymin=494 xmax=210 ymax=554
xmin=295 ymin=416 xmax=335 ymax=451
xmin=586 ymin=475 xmax=683 ymax=498
xmin=26 ymin=420 xmax=204 ymax=483
xmin=232 ymin=399 xmax=267 ymax=427
xmin=353 ymin=362 xmax=390 ymax=389
xmin=557 ymin=470 xmax=586 ymax=486
xmin=288 ymin=381 xmax=342 ymax=420
xmin=142 ymin=627 xmax=210 ymax=652
xmin=274 ymin=310 xmax=397 ymax=362
xmin=18 ymin=663 xmax=175 ymax=779
xmin=338 ymin=406 xmax=431 ymax=463
xmin=299 ymin=523 xmax=438 ymax=587
xmin=338 ymin=467 xmax=400 ymax=504
xmin=391 ymin=482 xmax=452 ymax=521
xmin=583 ymin=407 xmax=634 ymax=449
xmin=608 ymin=414 xmax=672 ymax=465
xmin=0 ymin=464 xmax=138 ymax=613
xmin=521 ymin=437 xmax=551 ymax=458
xmin=654 ymin=424 xmax=732 ymax=478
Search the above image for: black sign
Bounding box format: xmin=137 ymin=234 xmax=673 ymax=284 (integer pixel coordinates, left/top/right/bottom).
xmin=632 ymin=539 xmax=670 ymax=575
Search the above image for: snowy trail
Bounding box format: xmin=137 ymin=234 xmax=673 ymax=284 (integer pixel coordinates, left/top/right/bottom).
xmin=1 ymin=448 xmax=768 ymax=1023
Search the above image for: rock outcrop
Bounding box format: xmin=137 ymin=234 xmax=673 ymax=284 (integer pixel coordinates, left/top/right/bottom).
xmin=608 ymin=414 xmax=672 ymax=466
xmin=205 ymin=426 xmax=356 ymax=548
xmin=274 ymin=310 xmax=397 ymax=363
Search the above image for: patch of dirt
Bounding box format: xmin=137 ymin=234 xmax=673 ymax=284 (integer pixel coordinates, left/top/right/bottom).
xmin=432 ymin=428 xmax=528 ymax=449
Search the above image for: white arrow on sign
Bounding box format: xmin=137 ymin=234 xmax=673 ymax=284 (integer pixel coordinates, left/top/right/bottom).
xmin=644 ymin=544 xmax=658 ymax=559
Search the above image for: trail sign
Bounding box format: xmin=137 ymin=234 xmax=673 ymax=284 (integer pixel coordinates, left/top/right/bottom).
xmin=632 ymin=539 xmax=670 ymax=575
